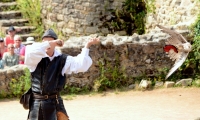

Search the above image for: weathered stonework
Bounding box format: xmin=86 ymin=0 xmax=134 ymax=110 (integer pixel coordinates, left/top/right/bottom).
xmin=41 ymin=0 xmax=125 ymax=38
xmin=41 ymin=0 xmax=199 ymax=37
xmin=1 ymin=0 xmax=199 ymax=93
xmin=0 ymin=65 xmax=27 ymax=93
xmin=146 ymin=0 xmax=200 ymax=32
xmin=60 ymin=30 xmax=173 ymax=88
xmin=0 ymin=30 xmax=178 ymax=92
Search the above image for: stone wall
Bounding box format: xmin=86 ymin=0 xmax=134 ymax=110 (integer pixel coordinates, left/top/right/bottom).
xmin=1 ymin=0 xmax=199 ymax=92
xmin=0 ymin=29 xmax=181 ymax=92
xmin=0 ymin=65 xmax=27 ymax=93
xmin=41 ymin=0 xmax=200 ymax=36
xmin=41 ymin=0 xmax=124 ymax=38
xmin=60 ymin=30 xmax=176 ymax=88
xmin=146 ymin=0 xmax=200 ymax=32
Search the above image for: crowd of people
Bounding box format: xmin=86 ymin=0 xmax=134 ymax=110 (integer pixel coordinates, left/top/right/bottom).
xmin=0 ymin=26 xmax=36 ymax=69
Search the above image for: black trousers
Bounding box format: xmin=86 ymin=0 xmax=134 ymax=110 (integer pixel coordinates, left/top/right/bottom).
xmin=28 ymin=97 xmax=68 ymax=120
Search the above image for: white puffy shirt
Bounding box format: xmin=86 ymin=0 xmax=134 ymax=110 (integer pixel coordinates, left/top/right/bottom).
xmin=24 ymin=41 xmax=92 ymax=76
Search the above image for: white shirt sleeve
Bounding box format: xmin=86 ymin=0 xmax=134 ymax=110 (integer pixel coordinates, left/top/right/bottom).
xmin=62 ymin=48 xmax=92 ymax=75
xmin=24 ymin=41 xmax=50 ymax=72
xmin=25 ymin=41 xmax=93 ymax=75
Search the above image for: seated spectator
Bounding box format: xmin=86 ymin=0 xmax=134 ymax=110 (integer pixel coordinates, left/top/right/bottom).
xmin=25 ymin=37 xmax=35 ymax=45
xmin=2 ymin=43 xmax=19 ymax=68
xmin=19 ymin=37 xmax=35 ymax=64
xmin=4 ymin=26 xmax=16 ymax=46
xmin=0 ymin=37 xmax=7 ymax=59
xmin=0 ymin=37 xmax=7 ymax=69
xmin=14 ymin=35 xmax=25 ymax=55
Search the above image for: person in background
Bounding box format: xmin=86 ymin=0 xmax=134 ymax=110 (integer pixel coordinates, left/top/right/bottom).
xmin=0 ymin=37 xmax=7 ymax=59
xmin=2 ymin=43 xmax=19 ymax=68
xmin=19 ymin=37 xmax=35 ymax=64
xmin=4 ymin=26 xmax=16 ymax=46
xmin=24 ymin=29 xmax=100 ymax=120
xmin=0 ymin=37 xmax=7 ymax=69
xmin=14 ymin=35 xmax=25 ymax=55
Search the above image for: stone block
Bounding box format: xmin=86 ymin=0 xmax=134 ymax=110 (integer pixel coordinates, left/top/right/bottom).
xmin=155 ymin=81 xmax=164 ymax=88
xmin=139 ymin=79 xmax=151 ymax=89
xmin=57 ymin=21 xmax=65 ymax=28
xmin=57 ymin=14 xmax=64 ymax=21
xmin=85 ymin=27 xmax=98 ymax=33
xmin=175 ymin=78 xmax=192 ymax=86
xmin=164 ymin=81 xmax=175 ymax=88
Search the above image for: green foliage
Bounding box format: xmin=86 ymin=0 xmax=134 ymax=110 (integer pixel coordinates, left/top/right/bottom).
xmin=16 ymin=0 xmax=44 ymax=41
xmin=145 ymin=0 xmax=156 ymax=14
xmin=191 ymin=19 xmax=200 ymax=64
xmin=100 ymin=0 xmax=155 ymax=35
xmin=0 ymin=31 xmax=5 ymax=38
xmin=0 ymin=90 xmax=7 ymax=99
xmin=1 ymin=6 xmax=17 ymax=12
xmin=0 ymin=68 xmax=31 ymax=98
xmin=62 ymin=85 xmax=90 ymax=95
xmin=164 ymin=10 xmax=200 ymax=82
xmin=8 ymin=68 xmax=31 ymax=98
xmin=93 ymin=53 xmax=128 ymax=92
xmin=170 ymin=14 xmax=200 ymax=80
xmin=1 ymin=0 xmax=14 ymax=2
xmin=192 ymin=79 xmax=200 ymax=87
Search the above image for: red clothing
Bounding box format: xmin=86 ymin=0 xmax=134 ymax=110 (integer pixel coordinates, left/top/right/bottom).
xmin=0 ymin=48 xmax=7 ymax=59
xmin=19 ymin=46 xmax=26 ymax=64
xmin=5 ymin=36 xmax=14 ymax=46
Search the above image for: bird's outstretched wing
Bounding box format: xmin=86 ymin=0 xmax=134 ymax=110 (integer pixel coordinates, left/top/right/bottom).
xmin=157 ymin=25 xmax=188 ymax=45
xmin=164 ymin=45 xmax=179 ymax=61
xmin=165 ymin=52 xmax=189 ymax=79
xmin=157 ymin=25 xmax=191 ymax=79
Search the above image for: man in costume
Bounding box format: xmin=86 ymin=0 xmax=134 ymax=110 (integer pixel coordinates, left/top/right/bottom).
xmin=25 ymin=29 xmax=100 ymax=120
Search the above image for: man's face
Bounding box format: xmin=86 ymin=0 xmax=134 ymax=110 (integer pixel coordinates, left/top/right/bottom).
xmin=8 ymin=30 xmax=16 ymax=37
xmin=0 ymin=40 xmax=4 ymax=47
xmin=42 ymin=37 xmax=55 ymax=53
xmin=7 ymin=44 xmax=14 ymax=53
xmin=14 ymin=38 xmax=22 ymax=46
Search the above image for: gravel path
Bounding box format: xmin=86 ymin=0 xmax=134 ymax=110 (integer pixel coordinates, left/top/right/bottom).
xmin=0 ymin=87 xmax=200 ymax=120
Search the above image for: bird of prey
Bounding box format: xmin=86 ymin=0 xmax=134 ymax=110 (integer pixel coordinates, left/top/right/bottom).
xmin=157 ymin=25 xmax=192 ymax=79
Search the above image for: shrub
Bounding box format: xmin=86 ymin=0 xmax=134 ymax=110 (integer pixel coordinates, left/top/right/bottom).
xmin=8 ymin=68 xmax=31 ymax=98
xmin=17 ymin=0 xmax=44 ymax=41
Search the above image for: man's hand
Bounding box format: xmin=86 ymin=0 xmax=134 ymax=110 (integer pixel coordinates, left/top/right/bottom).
xmin=85 ymin=38 xmax=100 ymax=48
xmin=48 ymin=39 xmax=63 ymax=49
xmin=55 ymin=39 xmax=64 ymax=47
xmin=50 ymin=39 xmax=63 ymax=47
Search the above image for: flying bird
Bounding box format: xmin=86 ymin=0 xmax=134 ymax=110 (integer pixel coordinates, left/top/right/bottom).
xmin=157 ymin=25 xmax=192 ymax=80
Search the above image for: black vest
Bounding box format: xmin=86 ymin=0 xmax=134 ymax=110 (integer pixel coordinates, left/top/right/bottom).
xmin=31 ymin=54 xmax=67 ymax=95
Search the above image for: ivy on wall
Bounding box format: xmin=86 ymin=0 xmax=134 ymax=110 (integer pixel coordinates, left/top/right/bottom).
xmin=93 ymin=53 xmax=128 ymax=91
xmin=0 ymin=68 xmax=31 ymax=98
xmin=178 ymin=16 xmax=200 ymax=79
xmin=100 ymin=0 xmax=155 ymax=35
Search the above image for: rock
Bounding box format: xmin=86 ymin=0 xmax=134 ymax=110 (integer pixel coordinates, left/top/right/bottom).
xmin=175 ymin=78 xmax=192 ymax=87
xmin=155 ymin=81 xmax=164 ymax=88
xmin=164 ymin=81 xmax=175 ymax=88
xmin=139 ymin=79 xmax=151 ymax=89
xmin=128 ymin=84 xmax=135 ymax=89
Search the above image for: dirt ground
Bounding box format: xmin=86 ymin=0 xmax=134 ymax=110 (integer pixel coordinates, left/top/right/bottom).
xmin=0 ymin=87 xmax=200 ymax=120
